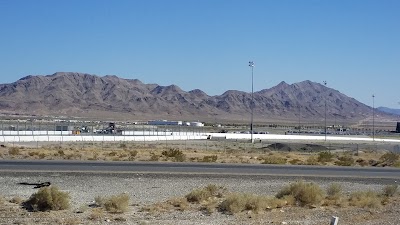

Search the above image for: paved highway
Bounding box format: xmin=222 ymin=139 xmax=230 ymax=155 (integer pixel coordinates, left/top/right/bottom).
xmin=0 ymin=160 xmax=399 ymax=179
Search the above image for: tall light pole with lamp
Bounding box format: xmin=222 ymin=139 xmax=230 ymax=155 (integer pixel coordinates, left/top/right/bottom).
xmin=249 ymin=61 xmax=255 ymax=143
xmin=323 ymin=81 xmax=327 ymax=141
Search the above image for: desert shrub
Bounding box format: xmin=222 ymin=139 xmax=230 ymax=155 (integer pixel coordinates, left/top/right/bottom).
xmin=58 ymin=150 xmax=65 ymax=156
xmin=95 ymin=193 xmax=129 ymax=213
xmin=306 ymin=156 xmax=319 ymax=165
xmin=380 ymin=152 xmax=400 ymax=165
xmin=394 ymin=161 xmax=400 ymax=168
xmin=262 ymin=156 xmax=287 ymax=164
xmin=318 ymin=151 xmax=334 ymax=163
xmin=142 ymin=202 xmax=173 ymax=214
xmin=202 ymin=155 xmax=218 ymax=162
xmin=349 ymin=190 xmax=381 ymax=208
xmin=88 ymin=208 xmax=104 ymax=220
xmin=162 ymin=148 xmax=182 ymax=157
xmin=289 ymin=158 xmax=302 ymax=165
xmin=119 ymin=143 xmax=127 ymax=149
xmin=276 ymin=181 xmax=324 ymax=206
xmin=356 ymin=158 xmax=369 ymax=167
xmin=335 ymin=155 xmax=354 ymax=166
xmin=382 ymin=184 xmax=398 ymax=197
xmin=149 ymin=153 xmax=160 ymax=161
xmin=24 ymin=186 xmax=70 ymax=211
xmin=161 ymin=148 xmax=186 ymax=162
xmin=219 ymin=193 xmax=265 ymax=214
xmin=108 ymin=151 xmax=118 ymax=157
xmin=219 ymin=193 xmax=284 ymax=214
xmin=166 ymin=197 xmax=189 ymax=211
xmin=186 ymin=184 xmax=225 ymax=203
xmin=128 ymin=150 xmax=138 ymax=157
xmin=8 ymin=147 xmax=20 ymax=155
xmin=326 ymin=183 xmax=342 ymax=200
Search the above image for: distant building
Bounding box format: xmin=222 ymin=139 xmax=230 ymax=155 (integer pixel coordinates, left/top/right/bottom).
xmin=396 ymin=122 xmax=400 ymax=133
xmin=189 ymin=122 xmax=204 ymax=127
xmin=148 ymin=120 xmax=183 ymax=126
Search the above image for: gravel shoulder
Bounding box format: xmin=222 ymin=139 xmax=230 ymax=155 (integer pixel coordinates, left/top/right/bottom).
xmin=1 ymin=171 xmax=399 ymax=225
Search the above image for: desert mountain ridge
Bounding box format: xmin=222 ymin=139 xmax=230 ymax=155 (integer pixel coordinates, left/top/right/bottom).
xmin=0 ymin=72 xmax=396 ymax=124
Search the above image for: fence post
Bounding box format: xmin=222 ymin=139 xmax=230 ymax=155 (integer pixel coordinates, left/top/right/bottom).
xmin=330 ymin=216 xmax=339 ymax=225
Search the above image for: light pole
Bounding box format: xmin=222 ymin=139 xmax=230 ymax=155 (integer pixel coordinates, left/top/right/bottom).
xmin=249 ymin=61 xmax=255 ymax=143
xmin=372 ymin=94 xmax=375 ymax=141
xmin=323 ymin=81 xmax=327 ymax=141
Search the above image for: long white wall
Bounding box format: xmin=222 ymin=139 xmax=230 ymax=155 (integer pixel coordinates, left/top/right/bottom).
xmin=0 ymin=135 xmax=208 ymax=142
xmin=0 ymin=131 xmax=72 ymax=135
xmin=208 ymin=133 xmax=400 ymax=143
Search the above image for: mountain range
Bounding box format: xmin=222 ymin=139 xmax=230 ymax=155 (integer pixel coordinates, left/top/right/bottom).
xmin=0 ymin=72 xmax=396 ymax=123
xmin=377 ymin=107 xmax=400 ymax=116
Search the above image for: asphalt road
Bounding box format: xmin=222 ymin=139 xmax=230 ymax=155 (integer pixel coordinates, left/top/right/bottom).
xmin=0 ymin=160 xmax=399 ymax=179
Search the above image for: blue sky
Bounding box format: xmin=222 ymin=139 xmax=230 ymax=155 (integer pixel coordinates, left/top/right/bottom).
xmin=0 ymin=0 xmax=399 ymax=108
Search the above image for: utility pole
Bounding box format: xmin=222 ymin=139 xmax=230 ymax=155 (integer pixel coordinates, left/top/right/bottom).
xmin=323 ymin=81 xmax=327 ymax=141
xmin=249 ymin=61 xmax=255 ymax=143
xmin=372 ymin=94 xmax=375 ymax=141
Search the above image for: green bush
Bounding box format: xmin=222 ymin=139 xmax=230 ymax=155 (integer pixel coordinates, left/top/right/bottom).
xmin=24 ymin=186 xmax=70 ymax=211
xmin=276 ymin=181 xmax=324 ymax=206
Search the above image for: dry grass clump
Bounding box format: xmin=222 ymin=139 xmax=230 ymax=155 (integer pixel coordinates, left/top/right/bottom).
xmin=349 ymin=190 xmax=381 ymax=208
xmin=88 ymin=207 xmax=104 ymax=220
xmin=142 ymin=201 xmax=173 ymax=214
xmin=95 ymin=193 xmax=130 ymax=213
xmin=219 ymin=193 xmax=266 ymax=214
xmin=317 ymin=151 xmax=334 ymax=163
xmin=166 ymin=197 xmax=190 ymax=211
xmin=261 ymin=156 xmax=287 ymax=164
xmin=323 ymin=183 xmax=345 ymax=206
xmin=276 ymin=181 xmax=324 ymax=206
xmin=24 ymin=186 xmax=70 ymax=211
xmin=202 ymin=155 xmax=218 ymax=162
xmin=380 ymin=152 xmax=400 ymax=166
xmin=162 ymin=148 xmax=186 ymax=162
xmin=185 ymin=184 xmax=226 ymax=203
xmin=8 ymin=147 xmax=20 ymax=155
xmin=382 ymin=184 xmax=398 ymax=197
xmin=335 ymin=155 xmax=354 ymax=166
xmin=326 ymin=183 xmax=342 ymax=200
xmin=306 ymin=156 xmax=319 ymax=165
xmin=219 ymin=193 xmax=286 ymax=214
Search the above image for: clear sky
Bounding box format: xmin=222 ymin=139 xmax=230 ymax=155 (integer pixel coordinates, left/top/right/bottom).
xmin=0 ymin=0 xmax=399 ymax=108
